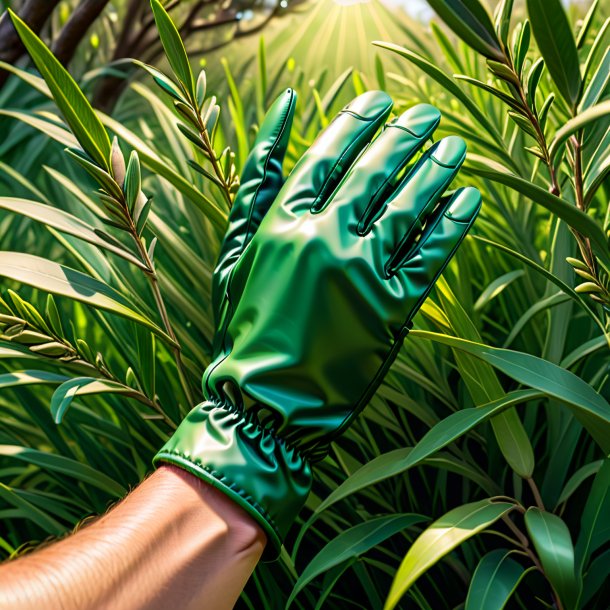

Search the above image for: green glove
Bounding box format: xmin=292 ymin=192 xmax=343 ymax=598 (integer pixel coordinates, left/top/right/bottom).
xmin=154 ymin=89 xmax=481 ymax=558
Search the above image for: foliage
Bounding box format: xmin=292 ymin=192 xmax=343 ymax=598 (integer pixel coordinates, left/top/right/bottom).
xmin=0 ymin=0 xmax=609 ymax=609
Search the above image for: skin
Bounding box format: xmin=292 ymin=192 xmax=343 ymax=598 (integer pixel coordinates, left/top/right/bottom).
xmin=0 ymin=465 xmax=266 ymax=610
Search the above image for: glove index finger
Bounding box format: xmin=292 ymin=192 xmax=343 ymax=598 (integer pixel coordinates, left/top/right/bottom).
xmin=213 ymin=88 xmax=296 ymax=317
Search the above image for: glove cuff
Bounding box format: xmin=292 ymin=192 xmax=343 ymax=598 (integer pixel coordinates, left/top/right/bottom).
xmin=153 ymin=400 xmax=312 ymax=560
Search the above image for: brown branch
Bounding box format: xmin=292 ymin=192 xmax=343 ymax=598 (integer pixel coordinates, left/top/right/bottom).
xmin=51 ymin=0 xmax=112 ymax=66
xmin=0 ymin=0 xmax=61 ymax=88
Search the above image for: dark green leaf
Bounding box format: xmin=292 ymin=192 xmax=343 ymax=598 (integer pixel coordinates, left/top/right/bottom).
xmin=575 ymin=458 xmax=610 ymax=572
xmin=0 ymin=483 xmax=64 ymax=535
xmin=8 ymin=10 xmax=111 ymax=169
xmin=524 ymin=508 xmax=579 ymax=608
xmin=426 ymin=0 xmax=503 ymax=60
xmin=465 ymin=549 xmax=530 ymax=610
xmin=411 ymin=330 xmax=610 ymax=454
xmin=288 ymin=514 xmax=426 ymax=607
xmin=526 ymin=0 xmax=581 ymax=107
xmin=315 ymin=390 xmax=540 ymax=515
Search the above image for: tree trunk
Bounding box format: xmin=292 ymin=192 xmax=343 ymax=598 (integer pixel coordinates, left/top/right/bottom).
xmin=52 ymin=0 xmax=112 ymax=66
xmin=0 ymin=0 xmax=61 ymax=88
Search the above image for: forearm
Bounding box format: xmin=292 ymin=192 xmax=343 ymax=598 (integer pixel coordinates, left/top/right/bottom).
xmin=0 ymin=465 xmax=266 ymax=610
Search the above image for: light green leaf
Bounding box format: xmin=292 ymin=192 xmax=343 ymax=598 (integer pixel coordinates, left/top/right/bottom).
xmin=464 ymin=155 xmax=610 ymax=269
xmin=8 ymin=10 xmax=111 ymax=169
xmin=525 ymin=0 xmax=581 ymax=107
xmin=150 ymin=0 xmax=194 ymax=97
xmin=314 ymin=390 xmax=540 ymax=516
xmin=411 ymin=330 xmax=610 ymax=453
xmin=385 ymin=500 xmax=516 ymax=610
xmin=579 ymin=47 xmax=610 ymax=111
xmin=549 ymin=100 xmax=610 ymax=164
xmin=0 ymin=109 xmax=77 ymax=149
xmin=0 ymin=252 xmax=173 ymax=345
xmin=465 ymin=549 xmax=531 ymax=610
xmin=288 ymin=514 xmax=426 ymax=607
xmin=576 ymin=0 xmax=599 ymax=48
xmin=50 ymin=377 xmax=135 ymax=423
xmin=0 ymin=370 xmax=69 ymax=388
xmin=0 ymin=197 xmax=146 ymax=268
xmin=0 ymin=445 xmax=126 ymax=496
xmin=524 ymin=508 xmax=579 ymax=608
xmin=474 ymin=270 xmax=525 ymax=311
xmin=123 ymin=151 xmax=141 ymax=213
xmin=494 ymin=0 xmax=514 ymax=47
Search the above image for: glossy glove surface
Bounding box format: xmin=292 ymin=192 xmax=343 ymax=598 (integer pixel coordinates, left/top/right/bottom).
xmin=155 ymin=89 xmax=481 ymax=557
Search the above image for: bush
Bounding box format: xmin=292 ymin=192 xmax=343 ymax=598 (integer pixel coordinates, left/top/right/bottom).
xmin=0 ymin=0 xmax=608 ymax=608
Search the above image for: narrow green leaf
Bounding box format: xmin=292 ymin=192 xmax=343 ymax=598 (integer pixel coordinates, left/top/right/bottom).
xmin=524 ymin=508 xmax=579 ymax=608
xmin=0 ymin=252 xmax=173 ymax=345
xmin=426 ymin=0 xmax=503 ymax=60
xmin=8 ymin=10 xmax=111 ymax=169
xmin=526 ymin=57 xmax=545 ymax=109
xmin=576 ymin=0 xmax=599 ymax=48
xmin=580 ymin=548 xmax=610 ymax=607
xmin=575 ymin=458 xmax=610 ymax=572
xmin=288 ymin=514 xmax=426 ymax=607
xmin=135 ymin=60 xmax=185 ymax=102
xmin=65 ymin=148 xmax=123 ymax=201
xmin=464 ymin=155 xmax=610 ymax=269
xmin=385 ymin=500 xmax=516 ymax=610
xmin=123 ymin=151 xmax=141 ymax=213
xmin=150 ymin=0 xmax=194 ymax=97
xmin=51 ymin=377 xmax=134 ymax=423
xmin=373 ymin=42 xmax=503 ymax=146
xmin=465 ymin=549 xmax=530 ymax=610
xmin=555 ymin=460 xmax=603 ymax=508
xmin=526 ymin=0 xmax=581 ymax=106
xmin=494 ymin=0 xmax=514 ymax=47
xmin=315 ymin=390 xmax=540 ymax=516
xmin=0 ymin=370 xmax=69 ymax=388
xmin=411 ymin=330 xmax=610 ymax=453
xmin=549 ymin=100 xmax=610 ymax=164
xmin=579 ymin=48 xmax=610 ymax=111
xmin=0 ymin=445 xmax=126 ymax=496
xmin=0 ymin=483 xmax=64 ymax=535
xmin=0 ymin=109 xmax=77 ymax=149
xmin=454 ymin=75 xmax=524 ymax=112
xmin=0 ymin=197 xmax=145 ymax=268
xmin=513 ymin=20 xmax=530 ymax=77
xmin=474 ymin=270 xmax=525 ymax=311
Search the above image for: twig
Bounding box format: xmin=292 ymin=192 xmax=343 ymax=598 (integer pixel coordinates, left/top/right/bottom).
xmin=51 ymin=0 xmax=112 ymax=66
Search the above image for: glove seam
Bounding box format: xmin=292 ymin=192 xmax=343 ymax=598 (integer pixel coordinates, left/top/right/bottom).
xmin=242 ymin=88 xmax=295 ymax=247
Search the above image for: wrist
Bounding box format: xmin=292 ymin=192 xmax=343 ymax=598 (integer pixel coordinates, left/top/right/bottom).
xmin=154 ymin=400 xmax=313 ymax=558
xmin=155 ymin=464 xmax=267 ymax=555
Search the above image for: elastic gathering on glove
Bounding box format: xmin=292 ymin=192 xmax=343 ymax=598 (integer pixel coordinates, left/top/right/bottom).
xmin=154 ymin=400 xmax=313 ymax=560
